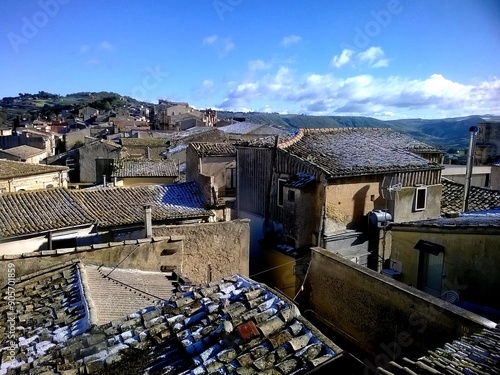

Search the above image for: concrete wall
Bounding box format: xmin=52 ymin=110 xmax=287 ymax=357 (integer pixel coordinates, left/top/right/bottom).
xmin=491 ymin=165 xmax=500 ymax=190
xmin=0 ymin=170 xmax=68 ymax=193
xmin=79 ymin=142 xmax=123 ymax=183
xmin=306 ymin=247 xmax=495 ymax=365
xmin=392 ymin=184 xmax=442 ymax=223
xmin=64 ymin=128 xmax=90 ymax=150
xmin=152 ymin=219 xmax=250 ymax=284
xmin=390 ymin=226 xmax=500 ymax=309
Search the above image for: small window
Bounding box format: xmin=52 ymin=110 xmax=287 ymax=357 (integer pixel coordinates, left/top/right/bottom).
xmin=415 ymin=187 xmax=427 ymax=211
xmin=277 ymin=179 xmax=286 ymax=207
xmin=288 ymin=189 xmax=295 ymax=202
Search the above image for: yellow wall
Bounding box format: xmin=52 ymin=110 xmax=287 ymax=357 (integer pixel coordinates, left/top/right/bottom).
xmin=120 ymin=176 xmax=177 ymax=187
xmin=258 ymin=247 xmax=301 ymax=300
xmin=325 ymin=181 xmax=382 ymax=233
xmin=390 ymin=228 xmax=500 ymax=309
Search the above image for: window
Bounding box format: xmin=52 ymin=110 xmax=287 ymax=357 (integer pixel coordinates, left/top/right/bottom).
xmin=414 ymin=187 xmax=427 ymax=211
xmin=277 ymin=179 xmax=286 ymax=207
xmin=288 ymin=189 xmax=295 ymax=202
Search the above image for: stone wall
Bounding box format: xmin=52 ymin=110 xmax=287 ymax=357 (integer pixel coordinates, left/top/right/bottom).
xmin=152 ymin=219 xmax=250 ymax=284
xmin=306 ymin=247 xmax=495 ymax=365
xmin=0 ymin=170 xmax=67 ymax=193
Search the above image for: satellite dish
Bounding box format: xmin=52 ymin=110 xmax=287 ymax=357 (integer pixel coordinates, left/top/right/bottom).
xmin=381 ymin=175 xmax=402 ymax=200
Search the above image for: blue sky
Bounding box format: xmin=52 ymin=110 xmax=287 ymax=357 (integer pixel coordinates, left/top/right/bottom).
xmin=1 ymin=0 xmax=499 ymax=119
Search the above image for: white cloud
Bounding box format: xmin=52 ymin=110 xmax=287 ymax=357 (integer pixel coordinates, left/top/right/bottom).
xmin=203 ymin=35 xmax=235 ymax=57
xmin=331 ymin=49 xmax=354 ymax=68
xmin=203 ymin=35 xmax=218 ymax=45
xmin=358 ymin=46 xmax=389 ymax=68
xmin=248 ymin=59 xmax=273 ymax=71
xmin=281 ymin=35 xmax=302 ymax=48
xmin=217 ymin=66 xmax=500 ymax=118
xmin=332 ymin=46 xmax=388 ymax=69
xmin=98 ymin=41 xmax=115 ymax=51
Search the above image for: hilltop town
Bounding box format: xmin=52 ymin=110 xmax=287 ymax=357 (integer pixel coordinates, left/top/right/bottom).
xmin=0 ymin=92 xmax=499 ymax=374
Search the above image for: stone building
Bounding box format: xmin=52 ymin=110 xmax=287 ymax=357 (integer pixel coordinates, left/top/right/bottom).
xmin=0 ymin=159 xmax=68 ymax=193
xmin=475 ymin=120 xmax=500 ymax=164
xmin=236 ymin=128 xmax=443 ymax=273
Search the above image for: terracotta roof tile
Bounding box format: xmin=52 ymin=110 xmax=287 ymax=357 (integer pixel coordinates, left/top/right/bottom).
xmin=441 ymin=178 xmax=500 ymax=214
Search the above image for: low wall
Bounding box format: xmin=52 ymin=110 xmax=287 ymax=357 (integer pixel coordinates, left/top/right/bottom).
xmin=153 ymin=219 xmax=250 ymax=284
xmin=1 ymin=220 xmax=250 ymax=288
xmin=0 ymin=237 xmax=181 ymax=287
xmin=306 ymin=247 xmax=496 ymax=371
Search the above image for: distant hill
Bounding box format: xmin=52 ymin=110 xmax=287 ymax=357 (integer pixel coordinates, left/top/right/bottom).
xmin=218 ymin=111 xmax=500 ymax=150
xmin=2 ymin=92 xmax=498 ymax=150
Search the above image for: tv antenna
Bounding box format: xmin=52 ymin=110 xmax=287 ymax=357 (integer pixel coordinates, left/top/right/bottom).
xmin=380 ymin=175 xmax=402 ymax=201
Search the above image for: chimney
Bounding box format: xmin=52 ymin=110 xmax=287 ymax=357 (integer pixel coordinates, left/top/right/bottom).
xmin=147 ymin=146 xmax=151 ymax=160
xmin=144 ymin=205 xmax=152 ymax=238
xmin=462 ymin=126 xmax=479 ymax=212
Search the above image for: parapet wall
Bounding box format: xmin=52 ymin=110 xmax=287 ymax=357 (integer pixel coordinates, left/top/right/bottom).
xmin=0 ymin=237 xmax=181 ymax=287
xmin=306 ymin=247 xmax=495 ymax=369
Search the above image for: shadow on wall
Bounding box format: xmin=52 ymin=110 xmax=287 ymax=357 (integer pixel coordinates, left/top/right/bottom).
xmin=349 ymin=185 xmax=370 ymax=230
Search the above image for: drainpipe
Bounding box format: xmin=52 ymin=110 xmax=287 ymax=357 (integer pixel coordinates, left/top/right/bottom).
xmin=102 ymin=175 xmax=107 ymax=187
xmin=462 ymin=126 xmax=479 ymax=212
xmin=144 ymin=205 xmax=152 ymax=238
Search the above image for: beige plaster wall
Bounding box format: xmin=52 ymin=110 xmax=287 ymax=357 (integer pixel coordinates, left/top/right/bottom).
xmin=324 ymin=181 xmax=382 ymax=233
xmin=153 ymin=219 xmax=250 ymax=284
xmin=306 ymin=247 xmax=495 ymax=363
xmin=0 ymin=171 xmax=68 ymax=193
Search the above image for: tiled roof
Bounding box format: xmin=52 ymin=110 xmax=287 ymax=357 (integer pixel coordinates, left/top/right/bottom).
xmin=0 ymin=182 xmax=212 ymax=238
xmin=0 ymin=188 xmax=95 ymax=238
xmin=381 ymin=326 xmax=500 ymax=375
xmin=0 ymin=145 xmax=46 ymax=158
xmin=0 ymin=159 xmax=68 ymax=179
xmin=0 ymin=261 xmax=90 ymax=375
xmin=219 ymin=122 xmax=286 ymax=135
xmin=441 ymin=178 xmax=500 ymax=214
xmin=68 ymin=182 xmax=212 ymax=227
xmin=1 ymin=271 xmax=343 ymax=374
xmin=121 ymin=137 xmax=169 ymax=147
xmin=282 ymin=128 xmax=442 ymax=178
xmin=111 ymin=159 xmax=179 ymax=178
xmin=83 ymin=264 xmax=175 ymax=325
xmin=190 ymin=142 xmax=237 ymax=156
xmin=391 ymin=212 xmax=500 ymax=229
